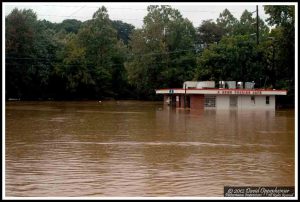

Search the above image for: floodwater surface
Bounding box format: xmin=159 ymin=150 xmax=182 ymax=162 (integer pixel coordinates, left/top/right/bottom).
xmin=5 ymin=101 xmax=295 ymax=197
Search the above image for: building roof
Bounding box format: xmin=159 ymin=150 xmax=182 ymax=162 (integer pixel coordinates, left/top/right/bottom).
xmin=155 ymin=88 xmax=287 ymax=96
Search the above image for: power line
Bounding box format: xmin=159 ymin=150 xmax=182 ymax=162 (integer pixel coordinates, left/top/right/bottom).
xmin=35 ymin=14 xmax=143 ymax=21
xmin=5 ymin=57 xmax=196 ymax=68
xmin=5 ymin=4 xmax=241 ymax=13
xmin=67 ymin=5 xmax=86 ymax=18
xmin=5 ymin=4 xmax=84 ymax=8
xmin=5 ymin=4 xmax=255 ymax=27
xmin=5 ymin=47 xmax=199 ymax=69
xmin=5 ymin=5 xmax=244 ymax=20
xmin=133 ymin=48 xmax=198 ymax=56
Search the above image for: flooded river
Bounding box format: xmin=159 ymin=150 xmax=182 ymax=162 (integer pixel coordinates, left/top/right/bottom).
xmin=5 ymin=101 xmax=295 ymax=197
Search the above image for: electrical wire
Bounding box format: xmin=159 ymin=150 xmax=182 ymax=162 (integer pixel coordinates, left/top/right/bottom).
xmin=4 ymin=4 xmax=242 ymax=13
xmin=5 ymin=47 xmax=199 ymax=62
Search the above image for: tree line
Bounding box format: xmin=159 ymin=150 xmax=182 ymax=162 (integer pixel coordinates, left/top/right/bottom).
xmin=5 ymin=5 xmax=295 ymax=106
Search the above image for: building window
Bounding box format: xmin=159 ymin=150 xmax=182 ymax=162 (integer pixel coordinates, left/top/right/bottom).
xmin=230 ymin=96 xmax=237 ymax=107
xmin=251 ymin=96 xmax=255 ymax=104
xmin=266 ymin=96 xmax=270 ymax=105
xmin=205 ymin=95 xmax=216 ymax=107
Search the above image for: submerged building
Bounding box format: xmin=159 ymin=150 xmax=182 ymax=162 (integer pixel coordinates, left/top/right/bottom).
xmin=155 ymin=81 xmax=287 ymax=110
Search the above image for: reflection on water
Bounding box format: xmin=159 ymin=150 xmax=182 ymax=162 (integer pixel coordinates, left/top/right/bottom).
xmin=5 ymin=101 xmax=295 ymax=197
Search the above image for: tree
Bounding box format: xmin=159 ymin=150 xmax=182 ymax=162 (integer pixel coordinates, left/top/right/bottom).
xmin=111 ymin=20 xmax=135 ymax=45
xmin=6 ymin=8 xmax=37 ymax=99
xmin=196 ymin=19 xmax=224 ymax=47
xmin=78 ymin=6 xmax=118 ymax=98
xmin=264 ymin=6 xmax=294 ymax=27
xmin=126 ymin=5 xmax=197 ymax=99
xmin=55 ymin=19 xmax=82 ymax=34
xmin=234 ymin=9 xmax=269 ymax=41
xmin=54 ymin=33 xmax=92 ymax=97
xmin=216 ymin=9 xmax=238 ymax=36
xmin=54 ymin=6 xmax=129 ymax=99
xmin=194 ymin=35 xmax=264 ymax=85
xmin=235 ymin=10 xmax=256 ymax=36
xmin=6 ymin=8 xmax=59 ymax=99
xmin=264 ymin=5 xmax=295 ymax=106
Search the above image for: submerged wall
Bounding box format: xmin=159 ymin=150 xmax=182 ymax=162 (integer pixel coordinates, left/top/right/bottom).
xmin=163 ymin=94 xmax=276 ymax=110
xmin=237 ymin=95 xmax=275 ymax=109
xmin=190 ymin=95 xmax=205 ymax=110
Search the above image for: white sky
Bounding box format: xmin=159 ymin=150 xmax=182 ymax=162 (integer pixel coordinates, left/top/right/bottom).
xmin=4 ymin=2 xmax=274 ymax=28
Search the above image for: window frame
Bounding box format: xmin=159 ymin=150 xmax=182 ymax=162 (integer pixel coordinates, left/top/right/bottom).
xmin=205 ymin=95 xmax=216 ymax=108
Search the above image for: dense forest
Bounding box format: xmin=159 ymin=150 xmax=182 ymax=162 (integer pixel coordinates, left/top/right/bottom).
xmin=5 ymin=5 xmax=295 ymax=106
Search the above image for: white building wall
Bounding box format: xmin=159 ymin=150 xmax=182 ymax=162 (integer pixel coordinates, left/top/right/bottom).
xmin=258 ymin=95 xmax=275 ymax=109
xmin=216 ymin=95 xmax=230 ymax=109
xmin=237 ymin=95 xmax=275 ymax=109
xmin=237 ymin=95 xmax=254 ymax=109
xmin=211 ymin=95 xmax=276 ymax=109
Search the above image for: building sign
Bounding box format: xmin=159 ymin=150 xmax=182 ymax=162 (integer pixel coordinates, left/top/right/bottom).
xmin=217 ymin=90 xmax=262 ymax=95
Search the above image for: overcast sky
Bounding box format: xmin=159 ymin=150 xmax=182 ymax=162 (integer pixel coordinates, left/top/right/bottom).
xmin=4 ymin=3 xmax=274 ymax=28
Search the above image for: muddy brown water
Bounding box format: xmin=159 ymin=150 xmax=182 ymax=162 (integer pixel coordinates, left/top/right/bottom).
xmin=5 ymin=101 xmax=295 ymax=197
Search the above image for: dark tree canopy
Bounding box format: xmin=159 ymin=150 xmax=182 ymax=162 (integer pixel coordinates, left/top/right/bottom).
xmin=197 ymin=19 xmax=224 ymax=46
xmin=56 ymin=19 xmax=82 ymax=34
xmin=111 ymin=20 xmax=135 ymax=45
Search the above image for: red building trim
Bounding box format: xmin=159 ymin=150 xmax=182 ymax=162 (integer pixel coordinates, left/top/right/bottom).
xmin=156 ymin=88 xmax=287 ymax=92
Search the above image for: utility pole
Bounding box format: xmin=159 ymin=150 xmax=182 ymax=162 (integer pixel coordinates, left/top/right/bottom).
xmin=256 ymin=5 xmax=259 ymax=45
xmin=267 ymin=37 xmax=276 ymax=89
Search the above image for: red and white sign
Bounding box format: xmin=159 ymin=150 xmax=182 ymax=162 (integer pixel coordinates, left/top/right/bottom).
xmin=155 ymin=88 xmax=287 ymax=96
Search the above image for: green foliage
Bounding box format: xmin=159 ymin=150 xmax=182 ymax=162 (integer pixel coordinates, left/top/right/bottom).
xmin=216 ymin=9 xmax=238 ymax=36
xmin=6 ymin=8 xmax=58 ymax=99
xmin=263 ymin=5 xmax=295 ymax=105
xmin=55 ymin=34 xmax=90 ymax=92
xmin=234 ymin=9 xmax=269 ymax=39
xmin=126 ymin=5 xmax=197 ymax=99
xmin=55 ymin=19 xmax=82 ymax=34
xmin=5 ymin=5 xmax=295 ymax=106
xmin=195 ymin=35 xmax=264 ymax=84
xmin=54 ymin=6 xmax=129 ymax=99
xmin=264 ymin=5 xmax=295 ymax=27
xmin=111 ymin=20 xmax=135 ymax=45
xmin=197 ymin=19 xmax=224 ymax=46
